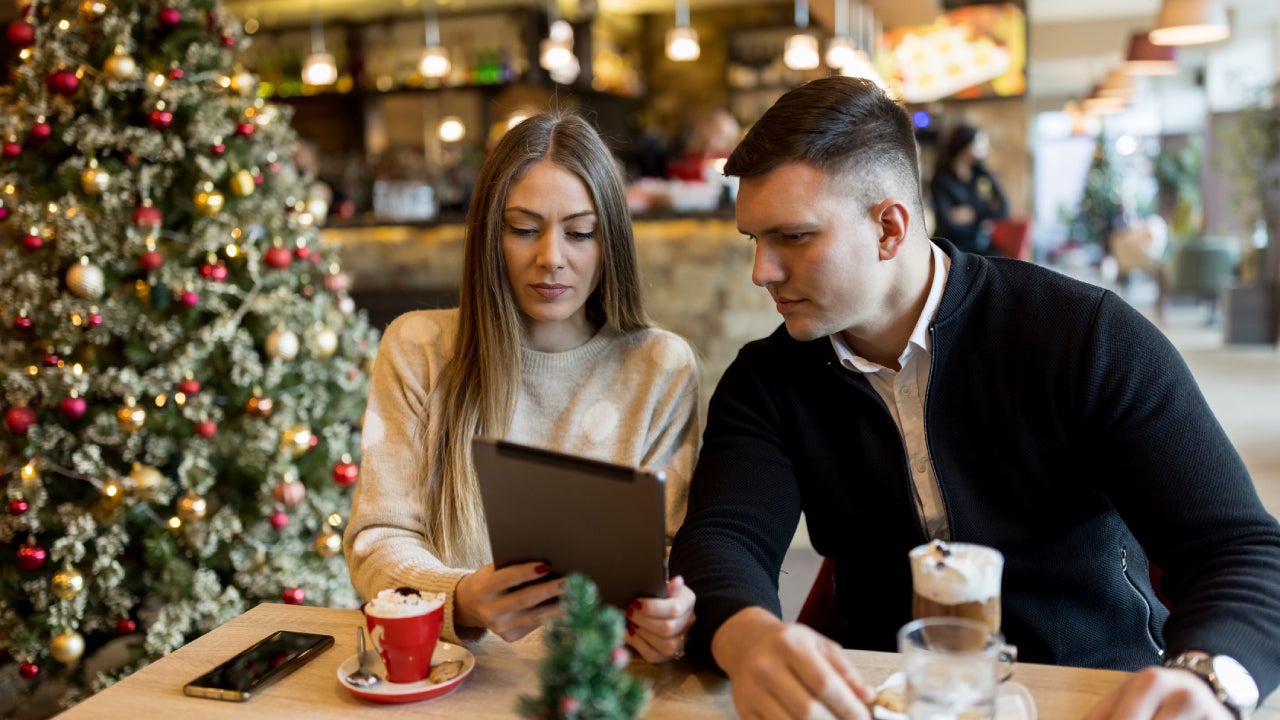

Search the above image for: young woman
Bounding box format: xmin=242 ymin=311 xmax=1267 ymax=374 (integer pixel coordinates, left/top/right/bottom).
xmin=929 ymin=123 xmax=1008 ymax=256
xmin=344 ymin=113 xmax=699 ymax=663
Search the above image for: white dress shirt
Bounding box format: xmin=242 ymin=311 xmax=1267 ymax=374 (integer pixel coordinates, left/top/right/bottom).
xmin=830 ymin=242 xmax=952 ymax=540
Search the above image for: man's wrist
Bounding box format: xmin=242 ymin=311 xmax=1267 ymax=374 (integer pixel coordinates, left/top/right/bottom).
xmin=1165 ymin=651 xmax=1259 ymax=720
xmin=710 ymin=607 xmax=782 ymax=674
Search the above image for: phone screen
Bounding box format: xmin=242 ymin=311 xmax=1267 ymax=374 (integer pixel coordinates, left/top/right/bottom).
xmin=183 ymin=630 xmax=334 ymax=702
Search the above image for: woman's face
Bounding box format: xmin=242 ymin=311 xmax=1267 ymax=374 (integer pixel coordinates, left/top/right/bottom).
xmin=502 ymin=159 xmax=603 ymax=353
xmin=970 ymin=132 xmax=990 ymax=161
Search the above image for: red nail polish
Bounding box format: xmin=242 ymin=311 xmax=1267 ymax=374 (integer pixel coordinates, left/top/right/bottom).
xmin=626 ymin=624 xmax=635 ymax=636
xmin=534 ymin=564 xmax=550 ymax=575
xmin=624 ymin=606 xmax=633 ymax=618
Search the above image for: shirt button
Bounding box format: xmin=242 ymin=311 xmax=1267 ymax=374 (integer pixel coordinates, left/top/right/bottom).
xmin=914 ymin=463 xmax=928 ymax=474
xmin=901 ymin=386 xmax=912 ymax=397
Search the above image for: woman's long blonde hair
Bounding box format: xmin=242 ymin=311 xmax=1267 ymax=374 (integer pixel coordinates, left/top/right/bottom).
xmin=426 ymin=112 xmax=651 ymax=567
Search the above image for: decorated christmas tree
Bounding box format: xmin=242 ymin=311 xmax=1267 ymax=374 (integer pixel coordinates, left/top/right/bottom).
xmin=517 ymin=574 xmax=651 ymax=720
xmin=0 ymin=0 xmax=378 ymax=705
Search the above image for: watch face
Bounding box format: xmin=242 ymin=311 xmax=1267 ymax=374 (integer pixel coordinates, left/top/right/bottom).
xmin=1212 ymin=655 xmax=1260 ymax=708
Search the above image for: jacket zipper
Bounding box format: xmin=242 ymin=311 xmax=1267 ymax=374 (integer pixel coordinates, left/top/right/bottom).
xmin=1119 ymin=546 xmax=1165 ymax=655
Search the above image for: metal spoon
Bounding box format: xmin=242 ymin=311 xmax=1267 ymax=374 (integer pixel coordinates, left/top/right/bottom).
xmin=345 ymin=626 xmax=380 ymax=688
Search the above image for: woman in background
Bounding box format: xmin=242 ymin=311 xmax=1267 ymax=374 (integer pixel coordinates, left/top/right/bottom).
xmin=345 ymin=112 xmax=699 ymax=663
xmin=930 ymin=123 xmax=1008 ymax=255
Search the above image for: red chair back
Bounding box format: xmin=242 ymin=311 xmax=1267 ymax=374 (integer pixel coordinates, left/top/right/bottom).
xmin=989 ymin=218 xmax=1033 ymax=261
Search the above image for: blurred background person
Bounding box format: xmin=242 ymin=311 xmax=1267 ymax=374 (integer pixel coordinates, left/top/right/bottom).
xmin=930 ymin=123 xmax=1008 ymax=255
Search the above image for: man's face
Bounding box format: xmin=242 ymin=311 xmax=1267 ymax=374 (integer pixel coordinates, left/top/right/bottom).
xmin=736 ymin=162 xmax=892 ymax=342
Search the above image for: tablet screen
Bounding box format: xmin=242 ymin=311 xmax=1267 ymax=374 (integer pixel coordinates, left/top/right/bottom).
xmin=472 ymin=438 xmax=669 ymax=607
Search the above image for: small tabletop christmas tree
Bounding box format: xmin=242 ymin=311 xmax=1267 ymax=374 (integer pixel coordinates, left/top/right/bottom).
xmin=0 ymin=0 xmax=378 ymax=705
xmin=518 ymin=574 xmax=651 ymax=720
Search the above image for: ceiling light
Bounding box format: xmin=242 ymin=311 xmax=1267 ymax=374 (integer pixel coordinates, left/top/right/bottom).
xmin=824 ymin=0 xmax=854 ymax=69
xmin=1149 ymin=0 xmax=1229 ymax=46
xmin=665 ymin=0 xmax=699 ymax=62
xmin=1124 ymin=31 xmax=1178 ymax=75
xmin=784 ymin=0 xmax=819 ymax=71
xmin=419 ymin=1 xmax=450 ymax=79
xmin=301 ymin=9 xmax=336 ymax=86
xmin=438 ymin=116 xmax=465 ymax=143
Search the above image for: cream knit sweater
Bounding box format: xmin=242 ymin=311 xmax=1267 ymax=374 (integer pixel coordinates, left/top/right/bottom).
xmin=344 ymin=308 xmax=700 ymax=641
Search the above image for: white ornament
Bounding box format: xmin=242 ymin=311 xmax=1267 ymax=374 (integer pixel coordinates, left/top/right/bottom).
xmin=265 ymin=328 xmax=299 ymax=360
xmin=309 ymin=324 xmax=338 ymax=358
xmin=66 ymin=258 xmax=105 ymax=299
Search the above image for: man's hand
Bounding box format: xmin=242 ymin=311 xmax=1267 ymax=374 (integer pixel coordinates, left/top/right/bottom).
xmin=453 ymin=562 xmax=563 ymax=642
xmin=1083 ymin=666 xmax=1232 ymax=720
xmin=712 ymin=607 xmax=875 ymax=719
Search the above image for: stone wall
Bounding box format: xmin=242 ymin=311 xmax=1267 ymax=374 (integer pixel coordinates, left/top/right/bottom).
xmin=326 ymin=217 xmax=780 ymax=420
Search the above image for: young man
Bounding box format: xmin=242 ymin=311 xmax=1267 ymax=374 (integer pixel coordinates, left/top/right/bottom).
xmin=668 ymin=76 xmax=1280 ymax=720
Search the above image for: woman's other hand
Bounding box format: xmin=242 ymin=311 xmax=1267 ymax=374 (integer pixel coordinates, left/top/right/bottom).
xmin=624 ymin=575 xmax=696 ymax=663
xmin=454 ymin=562 xmax=564 ymax=642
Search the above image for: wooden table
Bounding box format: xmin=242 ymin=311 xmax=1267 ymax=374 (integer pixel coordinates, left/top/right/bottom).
xmin=55 ymin=602 xmax=1280 ymax=719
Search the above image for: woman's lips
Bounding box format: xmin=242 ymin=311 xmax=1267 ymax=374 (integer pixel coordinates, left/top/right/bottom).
xmin=532 ymin=284 xmax=569 ymax=299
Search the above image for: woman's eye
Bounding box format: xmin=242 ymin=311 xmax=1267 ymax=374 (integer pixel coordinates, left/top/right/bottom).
xmin=566 ymin=230 xmax=596 ymax=241
xmin=507 ymin=226 xmax=538 ymax=236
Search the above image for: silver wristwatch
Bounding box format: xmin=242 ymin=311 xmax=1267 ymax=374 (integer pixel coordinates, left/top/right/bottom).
xmin=1165 ymin=651 xmax=1260 ymax=720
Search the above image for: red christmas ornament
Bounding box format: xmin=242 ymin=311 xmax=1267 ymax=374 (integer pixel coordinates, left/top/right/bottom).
xmin=252 ymin=171 xmax=265 ymax=186
xmin=195 ymin=420 xmax=217 ymax=438
xmin=333 ymin=461 xmax=359 ymax=487
xmin=30 ymin=120 xmax=51 ymax=142
xmin=13 ymin=315 xmax=33 ymax=331
xmin=221 ymin=34 xmax=234 ymax=47
xmin=264 ymin=246 xmax=292 ymax=269
xmin=60 ymin=396 xmax=86 ymax=420
xmin=293 ymin=245 xmax=312 ymax=261
xmin=18 ymin=662 xmax=39 ymax=680
xmin=0 ymin=206 xmax=10 ymax=221
xmin=87 ymin=312 xmax=103 ymax=327
xmin=273 ymin=480 xmax=305 ymax=507
xmin=45 ymin=69 xmax=80 ymax=96
xmin=559 ymin=696 xmax=580 ymax=716
xmin=611 ymin=646 xmax=630 ymax=668
xmin=210 ymin=264 xmax=228 ymax=281
xmin=178 ymin=378 xmax=201 ymax=395
xmin=5 ymin=405 xmax=37 ymax=434
xmin=5 ymin=19 xmax=36 ymax=48
xmin=139 ymin=249 xmax=163 ymax=270
xmin=133 ymin=202 xmax=163 ymax=228
xmin=178 ymin=290 xmax=199 ymax=308
xmin=281 ymin=586 xmax=305 ymax=605
xmin=168 ymin=67 xmax=184 ymax=80
xmin=210 ymin=141 xmax=226 ymax=156
xmin=148 ymin=109 xmax=173 ymax=130
xmin=267 ymin=161 xmax=283 ymax=173
xmin=16 ymin=542 xmax=47 ymax=571
xmin=8 ymin=498 xmax=28 ymax=515
xmin=2 ymin=141 xmax=21 ymax=159
xmin=157 ymin=7 xmax=181 ymax=27
xmin=42 ymin=352 xmax=59 ymax=367
xmin=269 ymin=510 xmax=289 ymax=529
xmin=235 ymin=121 xmax=255 ymax=137
xmin=23 ymin=232 xmax=43 ymax=251
xmin=117 ymin=618 xmax=137 ymax=635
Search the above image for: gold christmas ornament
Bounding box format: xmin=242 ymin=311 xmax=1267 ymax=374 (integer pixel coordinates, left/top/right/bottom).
xmin=80 ymin=158 xmax=110 ymax=195
xmin=194 ymin=182 xmax=224 ymax=217
xmin=116 ymin=400 xmax=146 ymax=433
xmin=245 ymin=394 xmax=274 ymax=418
xmin=312 ymin=529 xmax=342 ymax=558
xmin=229 ymin=169 xmax=255 ymax=197
xmin=66 ymin=257 xmax=105 ymax=299
xmin=229 ymin=70 xmax=256 ymax=96
xmin=176 ymin=490 xmax=208 ymax=521
xmin=280 ymin=424 xmax=313 ymax=457
xmin=127 ymin=462 xmax=165 ymax=497
xmin=77 ymin=0 xmax=105 ymax=21
xmin=265 ymin=327 xmax=299 ymax=361
xmin=50 ymin=629 xmax=85 ymax=664
xmin=51 ymin=568 xmax=85 ymax=600
xmin=308 ymin=324 xmax=338 ymax=358
xmin=103 ymin=48 xmax=137 ymax=81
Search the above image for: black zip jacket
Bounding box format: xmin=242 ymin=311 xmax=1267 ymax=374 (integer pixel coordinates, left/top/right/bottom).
xmin=670 ymin=241 xmax=1280 ymax=698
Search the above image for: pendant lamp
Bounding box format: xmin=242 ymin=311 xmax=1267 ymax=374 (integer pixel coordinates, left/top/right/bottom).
xmin=784 ymin=0 xmax=819 ymax=71
xmin=419 ymin=2 xmax=450 ymax=79
xmin=1124 ymin=31 xmax=1178 ymax=75
xmin=1149 ymin=0 xmax=1229 ymax=46
xmin=666 ymin=0 xmax=700 ymax=62
xmin=301 ymin=9 xmax=337 ymax=86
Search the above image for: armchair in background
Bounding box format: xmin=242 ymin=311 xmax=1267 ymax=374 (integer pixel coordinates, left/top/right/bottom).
xmin=988 ymin=218 xmax=1033 ymax=261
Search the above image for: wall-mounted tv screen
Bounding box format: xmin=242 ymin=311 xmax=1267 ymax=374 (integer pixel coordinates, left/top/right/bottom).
xmin=879 ymin=3 xmax=1027 ymax=104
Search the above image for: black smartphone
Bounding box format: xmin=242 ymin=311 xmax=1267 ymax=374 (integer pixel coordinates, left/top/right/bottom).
xmin=183 ymin=630 xmax=334 ymax=702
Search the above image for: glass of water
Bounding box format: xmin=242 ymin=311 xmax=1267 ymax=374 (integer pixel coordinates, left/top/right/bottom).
xmin=897 ymin=617 xmax=1016 ymax=720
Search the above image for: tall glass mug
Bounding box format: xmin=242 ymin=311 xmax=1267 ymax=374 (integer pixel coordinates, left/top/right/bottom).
xmin=909 ymin=540 xmax=1004 ymax=635
xmin=898 ymin=617 xmax=1017 ymax=720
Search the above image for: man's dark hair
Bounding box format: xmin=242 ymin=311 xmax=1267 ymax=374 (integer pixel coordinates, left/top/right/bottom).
xmin=724 ymin=76 xmax=923 ymax=212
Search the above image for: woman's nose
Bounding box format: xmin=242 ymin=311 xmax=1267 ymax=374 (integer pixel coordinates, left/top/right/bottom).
xmin=536 ymin=232 xmax=566 ymax=269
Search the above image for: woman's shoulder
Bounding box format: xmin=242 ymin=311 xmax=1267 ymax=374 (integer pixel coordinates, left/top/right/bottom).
xmin=380 ymin=308 xmax=460 ymax=353
xmin=612 ymin=326 xmax=699 ymax=371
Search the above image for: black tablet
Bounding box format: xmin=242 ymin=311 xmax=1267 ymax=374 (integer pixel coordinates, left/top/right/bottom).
xmin=472 ymin=437 xmax=669 ymax=608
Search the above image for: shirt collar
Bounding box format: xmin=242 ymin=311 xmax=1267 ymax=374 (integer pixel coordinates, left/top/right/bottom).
xmin=830 ymin=241 xmax=951 ymax=373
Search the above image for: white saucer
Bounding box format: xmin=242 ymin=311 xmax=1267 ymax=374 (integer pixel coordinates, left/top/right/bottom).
xmin=337 ymin=641 xmax=474 ymax=704
xmin=871 ymin=672 xmax=1037 ymax=720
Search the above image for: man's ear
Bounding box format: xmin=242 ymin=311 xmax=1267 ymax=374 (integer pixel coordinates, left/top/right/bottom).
xmin=873 ymin=198 xmax=911 ymax=260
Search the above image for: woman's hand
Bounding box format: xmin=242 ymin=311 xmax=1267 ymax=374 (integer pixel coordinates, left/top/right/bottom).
xmin=624 ymin=575 xmax=696 ymax=663
xmin=454 ymin=562 xmax=564 ymax=642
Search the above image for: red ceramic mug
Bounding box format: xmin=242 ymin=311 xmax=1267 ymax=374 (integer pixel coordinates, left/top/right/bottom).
xmin=362 ymin=588 xmax=445 ymax=684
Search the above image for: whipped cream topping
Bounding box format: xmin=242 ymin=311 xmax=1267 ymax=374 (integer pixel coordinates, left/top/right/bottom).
xmin=909 ymin=540 xmax=1003 ymax=605
xmin=364 ymin=587 xmax=445 ymax=618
